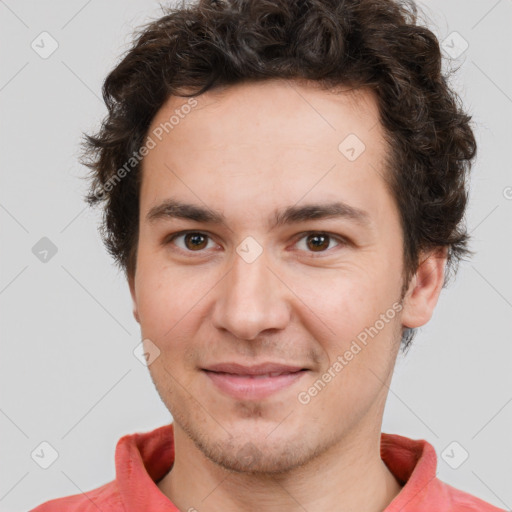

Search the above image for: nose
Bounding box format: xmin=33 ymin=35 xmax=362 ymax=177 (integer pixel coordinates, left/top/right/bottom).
xmin=211 ymin=247 xmax=291 ymax=341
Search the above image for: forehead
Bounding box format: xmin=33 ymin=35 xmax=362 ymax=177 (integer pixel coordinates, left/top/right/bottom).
xmin=147 ymin=79 xmax=382 ymax=149
xmin=139 ymin=79 xmax=393 ymax=227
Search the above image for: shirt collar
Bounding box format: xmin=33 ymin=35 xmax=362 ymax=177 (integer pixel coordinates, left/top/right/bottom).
xmin=115 ymin=423 xmax=439 ymax=512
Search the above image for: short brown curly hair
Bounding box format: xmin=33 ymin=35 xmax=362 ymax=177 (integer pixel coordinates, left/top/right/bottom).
xmin=81 ymin=0 xmax=477 ymax=351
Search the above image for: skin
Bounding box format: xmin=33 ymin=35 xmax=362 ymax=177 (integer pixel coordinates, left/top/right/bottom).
xmin=128 ymin=79 xmax=447 ymax=512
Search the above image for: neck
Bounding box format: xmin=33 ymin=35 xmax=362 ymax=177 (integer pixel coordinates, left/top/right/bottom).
xmin=158 ymin=422 xmax=402 ymax=512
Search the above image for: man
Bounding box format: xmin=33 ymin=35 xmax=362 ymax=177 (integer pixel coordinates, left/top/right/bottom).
xmin=31 ymin=0 xmax=505 ymax=510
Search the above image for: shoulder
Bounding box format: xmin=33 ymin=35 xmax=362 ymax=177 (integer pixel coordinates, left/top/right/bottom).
xmin=29 ymin=480 xmax=123 ymax=512
xmin=430 ymin=478 xmax=507 ymax=512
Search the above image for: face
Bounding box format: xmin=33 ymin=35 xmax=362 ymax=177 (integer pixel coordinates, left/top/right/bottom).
xmin=129 ymin=79 xmax=443 ymax=474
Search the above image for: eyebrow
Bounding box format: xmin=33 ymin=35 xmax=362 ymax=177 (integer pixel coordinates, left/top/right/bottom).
xmin=146 ymin=198 xmax=372 ymax=229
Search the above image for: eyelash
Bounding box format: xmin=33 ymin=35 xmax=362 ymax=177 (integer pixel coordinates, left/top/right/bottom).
xmin=164 ymin=230 xmax=348 ymax=257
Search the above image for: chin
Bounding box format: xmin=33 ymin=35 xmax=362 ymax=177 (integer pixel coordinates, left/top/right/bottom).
xmin=191 ymin=422 xmax=324 ymax=475
xmin=205 ymin=439 xmax=311 ymax=475
xmin=168 ymin=393 xmax=335 ymax=474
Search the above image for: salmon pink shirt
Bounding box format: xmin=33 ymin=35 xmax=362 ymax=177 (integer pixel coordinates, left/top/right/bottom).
xmin=30 ymin=423 xmax=505 ymax=511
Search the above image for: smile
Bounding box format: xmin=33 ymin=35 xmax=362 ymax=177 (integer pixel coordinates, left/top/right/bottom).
xmin=202 ymin=365 xmax=308 ymax=400
xmin=203 ymin=363 xmax=308 ymax=400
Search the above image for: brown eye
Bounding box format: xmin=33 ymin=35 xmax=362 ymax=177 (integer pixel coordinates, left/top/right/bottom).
xmin=183 ymin=232 xmax=208 ymax=251
xmin=306 ymin=233 xmax=330 ymax=251
xmin=166 ymin=231 xmax=216 ymax=253
xmin=295 ymin=232 xmax=345 ymax=254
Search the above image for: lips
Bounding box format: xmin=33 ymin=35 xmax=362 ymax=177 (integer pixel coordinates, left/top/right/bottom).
xmin=202 ymin=362 xmax=308 ymax=400
xmin=203 ymin=362 xmax=306 ymax=376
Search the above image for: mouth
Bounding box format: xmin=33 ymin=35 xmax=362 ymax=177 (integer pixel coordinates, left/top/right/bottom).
xmin=202 ymin=362 xmax=309 ymax=400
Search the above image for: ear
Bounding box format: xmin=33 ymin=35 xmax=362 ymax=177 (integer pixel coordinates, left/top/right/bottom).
xmin=128 ymin=272 xmax=140 ymax=324
xmin=401 ymin=247 xmax=448 ymax=329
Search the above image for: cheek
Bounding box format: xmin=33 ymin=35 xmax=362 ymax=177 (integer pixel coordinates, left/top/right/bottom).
xmin=291 ymin=266 xmax=401 ymax=387
xmin=135 ymin=260 xmax=202 ymax=341
xmin=291 ymin=264 xmax=391 ymax=340
xmin=307 ymin=305 xmax=400 ymax=424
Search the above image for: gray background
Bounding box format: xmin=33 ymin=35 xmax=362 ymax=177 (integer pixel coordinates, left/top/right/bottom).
xmin=1 ymin=1 xmax=511 ymax=511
